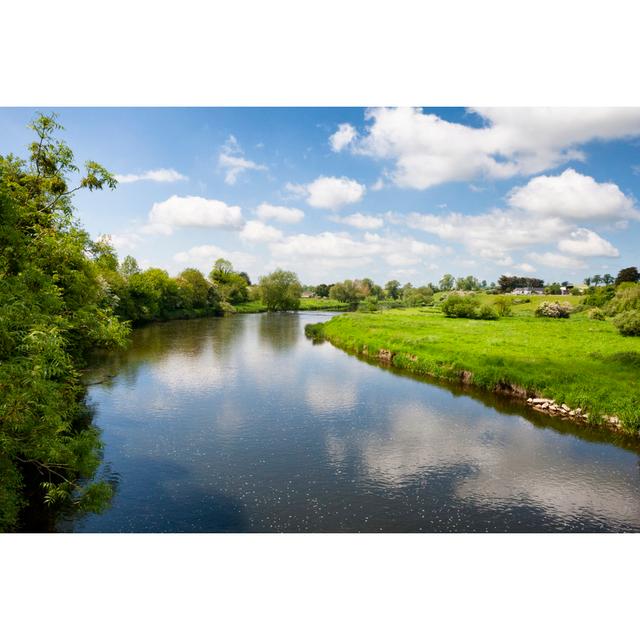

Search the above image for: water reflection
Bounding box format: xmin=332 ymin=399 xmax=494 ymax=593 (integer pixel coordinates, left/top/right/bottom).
xmin=74 ymin=312 xmax=640 ymax=532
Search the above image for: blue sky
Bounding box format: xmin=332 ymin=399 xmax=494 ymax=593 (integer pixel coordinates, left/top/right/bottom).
xmin=1 ymin=107 xmax=639 ymax=285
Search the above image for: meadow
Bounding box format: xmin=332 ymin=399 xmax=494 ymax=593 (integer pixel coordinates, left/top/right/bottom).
xmin=314 ymin=295 xmax=640 ymax=432
xmin=235 ymin=298 xmax=350 ymax=313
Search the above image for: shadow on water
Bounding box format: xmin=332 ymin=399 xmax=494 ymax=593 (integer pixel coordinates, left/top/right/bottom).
xmin=62 ymin=455 xmax=248 ymax=533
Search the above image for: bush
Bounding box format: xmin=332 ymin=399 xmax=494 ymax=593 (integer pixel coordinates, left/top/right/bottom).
xmin=304 ymin=322 xmax=325 ymax=343
xmin=583 ymin=285 xmax=615 ymax=309
xmin=512 ymin=297 xmax=531 ymax=304
xmin=477 ymin=304 xmax=499 ymax=320
xmin=493 ymin=296 xmax=513 ymax=316
xmin=613 ymin=310 xmax=640 ymax=336
xmin=358 ymin=296 xmax=379 ymax=313
xmin=605 ymin=283 xmax=640 ymax=316
xmin=535 ymin=301 xmax=572 ymax=318
xmin=441 ymin=294 xmax=480 ymax=318
xmin=588 ymin=308 xmax=606 ymax=320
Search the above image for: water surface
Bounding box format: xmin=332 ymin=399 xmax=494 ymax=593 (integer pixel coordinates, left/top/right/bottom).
xmin=70 ymin=312 xmax=640 ymax=532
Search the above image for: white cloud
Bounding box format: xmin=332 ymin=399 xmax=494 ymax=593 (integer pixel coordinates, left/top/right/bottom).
xmin=255 ymin=202 xmax=304 ymax=224
xmin=218 ymin=135 xmax=266 ymax=185
xmin=288 ymin=176 xmax=365 ymax=211
xmin=406 ymin=210 xmax=570 ymax=257
xmin=329 ymin=123 xmax=357 ymax=152
xmin=114 ymin=168 xmax=187 ymax=184
xmin=329 ymin=212 xmax=384 ymax=230
xmin=508 ymin=169 xmax=639 ymax=221
xmin=557 ymin=228 xmax=620 ymax=257
xmin=351 ymin=107 xmax=640 ymax=189
xmin=143 ymin=195 xmax=244 ymax=235
xmin=527 ymin=252 xmax=586 ymax=269
xmin=106 ymin=233 xmax=141 ymax=251
xmin=239 ymin=220 xmax=283 ymax=243
xmin=268 ymin=230 xmax=443 ymax=274
xmin=173 ymin=244 xmax=256 ymax=274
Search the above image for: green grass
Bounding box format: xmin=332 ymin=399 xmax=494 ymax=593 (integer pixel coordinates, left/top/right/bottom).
xmin=318 ymin=299 xmax=640 ymax=432
xmin=234 ymin=298 xmax=350 ymax=313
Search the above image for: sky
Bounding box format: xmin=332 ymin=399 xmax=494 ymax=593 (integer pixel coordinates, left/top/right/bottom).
xmin=1 ymin=106 xmax=639 ymax=286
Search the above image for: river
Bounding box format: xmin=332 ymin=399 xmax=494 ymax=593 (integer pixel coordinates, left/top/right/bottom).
xmin=67 ymin=312 xmax=640 ymax=532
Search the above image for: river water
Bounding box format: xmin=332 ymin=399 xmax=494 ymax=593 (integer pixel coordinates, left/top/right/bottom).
xmin=69 ymin=312 xmax=640 ymax=532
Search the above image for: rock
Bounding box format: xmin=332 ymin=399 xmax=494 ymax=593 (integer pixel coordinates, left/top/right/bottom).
xmin=561 ymin=404 xmax=570 ymax=411
xmin=531 ymin=398 xmax=546 ymax=405
xmin=527 ymin=398 xmax=533 ymax=404
xmin=541 ymin=402 xmax=549 ymax=410
xmin=569 ymin=410 xmax=576 ymax=416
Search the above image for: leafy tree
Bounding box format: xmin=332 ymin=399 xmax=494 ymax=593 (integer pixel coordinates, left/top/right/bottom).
xmin=0 ymin=113 xmax=127 ymax=530
xmin=615 ymin=266 xmax=639 ymax=285
xmin=119 ymin=255 xmax=141 ymax=277
xmin=439 ymin=274 xmax=455 ymax=291
xmin=176 ymin=268 xmax=212 ymax=309
xmin=259 ymin=269 xmax=302 ymax=311
xmin=584 ymin=276 xmax=592 ymax=287
xmin=315 ymin=283 xmax=331 ymax=298
xmin=603 ymin=273 xmax=614 ymax=285
xmin=384 ymin=280 xmax=401 ymax=299
xmin=209 ymin=259 xmax=249 ymax=304
xmin=456 ymin=275 xmax=480 ymax=291
xmin=329 ymin=280 xmax=361 ymax=303
xmin=592 ymin=274 xmax=603 ymax=286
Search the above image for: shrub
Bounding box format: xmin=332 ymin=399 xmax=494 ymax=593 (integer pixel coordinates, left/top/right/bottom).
xmin=493 ymin=296 xmax=513 ymax=316
xmin=535 ymin=301 xmax=572 ymax=318
xmin=583 ymin=285 xmax=616 ymax=309
xmin=304 ymin=322 xmax=325 ymax=343
xmin=512 ymin=297 xmax=531 ymax=305
xmin=477 ymin=304 xmax=499 ymax=320
xmin=441 ymin=294 xmax=480 ymax=318
xmin=613 ymin=310 xmax=640 ymax=336
xmin=359 ymin=296 xmax=379 ymax=313
xmin=605 ymin=283 xmax=640 ymax=316
xmin=588 ymin=308 xmax=606 ymax=320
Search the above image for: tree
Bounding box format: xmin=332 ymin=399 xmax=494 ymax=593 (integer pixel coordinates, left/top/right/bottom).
xmin=209 ymin=259 xmax=249 ymax=304
xmin=603 ymin=273 xmax=614 ymax=285
xmin=120 ymin=255 xmax=141 ymax=277
xmin=259 ymin=269 xmax=302 ymax=311
xmin=592 ymin=274 xmax=603 ymax=286
xmin=384 ymin=280 xmax=401 ymax=299
xmin=439 ymin=274 xmax=455 ymax=291
xmin=329 ymin=280 xmax=361 ymax=303
xmin=584 ymin=276 xmax=592 ymax=287
xmin=315 ymin=283 xmax=330 ymax=298
xmin=0 ymin=113 xmax=127 ymax=530
xmin=615 ymin=266 xmax=639 ymax=286
xmin=176 ymin=268 xmax=212 ymax=309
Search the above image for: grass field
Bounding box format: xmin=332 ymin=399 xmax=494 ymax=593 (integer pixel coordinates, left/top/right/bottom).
xmin=316 ymin=296 xmax=640 ymax=432
xmin=234 ymin=298 xmax=350 ymax=313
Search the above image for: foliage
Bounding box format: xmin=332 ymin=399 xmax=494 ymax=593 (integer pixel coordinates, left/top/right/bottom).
xmin=588 ymin=308 xmax=606 ymax=321
xmin=304 ymin=322 xmax=326 ymax=343
xmin=493 ymin=296 xmax=513 ymax=317
xmin=583 ymin=285 xmax=615 ymax=308
xmin=358 ymin=296 xmax=379 ymax=313
xmin=497 ymin=275 xmax=544 ymax=292
xmin=0 ymin=113 xmax=128 ymax=530
xmin=258 ymin=269 xmax=302 ymax=311
xmin=615 ymin=266 xmax=639 ymax=286
xmin=605 ymin=283 xmax=640 ymax=316
xmin=613 ymin=310 xmax=640 ymax=337
xmin=441 ymin=294 xmax=481 ymax=318
xmin=209 ymin=259 xmax=249 ymax=304
xmin=535 ymin=301 xmax=572 ymax=318
xmin=476 ymin=304 xmax=499 ymax=320
xmin=314 ymin=283 xmax=331 ymax=298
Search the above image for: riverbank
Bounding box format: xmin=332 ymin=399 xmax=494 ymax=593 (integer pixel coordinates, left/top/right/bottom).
xmin=311 ymin=307 xmax=640 ymax=434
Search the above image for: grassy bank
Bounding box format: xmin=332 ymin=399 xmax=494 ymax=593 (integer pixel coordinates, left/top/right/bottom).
xmin=315 ymin=301 xmax=640 ymax=432
xmin=234 ymin=298 xmax=350 ymax=313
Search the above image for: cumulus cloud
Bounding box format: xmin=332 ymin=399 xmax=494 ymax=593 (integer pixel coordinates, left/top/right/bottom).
xmin=173 ymin=244 xmax=256 ymax=274
xmin=102 ymin=232 xmax=141 ymax=251
xmin=142 ymin=195 xmax=244 ymax=235
xmin=218 ymin=135 xmax=266 ymax=185
xmin=406 ymin=210 xmax=570 ymax=258
xmin=255 ymin=202 xmax=304 ymax=224
xmin=239 ymin=220 xmax=283 ymax=243
xmin=115 ymin=168 xmax=188 ymax=184
xmin=268 ymin=230 xmax=443 ymax=274
xmin=349 ymin=107 xmax=640 ymax=189
xmin=287 ymin=176 xmax=366 ymax=211
xmin=557 ymin=228 xmax=620 ymax=257
xmin=527 ymin=252 xmax=586 ymax=270
xmin=329 ymin=212 xmax=384 ymax=230
xmin=508 ymin=169 xmax=639 ymax=221
xmin=329 ymin=123 xmax=357 ymax=152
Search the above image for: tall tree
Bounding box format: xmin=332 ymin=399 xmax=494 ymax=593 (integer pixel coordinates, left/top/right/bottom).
xmin=0 ymin=113 xmax=128 ymax=530
xmin=259 ymin=269 xmax=302 ymax=311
